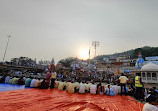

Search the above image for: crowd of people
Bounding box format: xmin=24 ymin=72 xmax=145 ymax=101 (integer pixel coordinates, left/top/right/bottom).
xmin=0 ymin=71 xmax=158 ymax=110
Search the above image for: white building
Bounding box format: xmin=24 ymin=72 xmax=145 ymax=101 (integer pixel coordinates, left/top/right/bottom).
xmin=140 ymin=62 xmax=158 ymax=87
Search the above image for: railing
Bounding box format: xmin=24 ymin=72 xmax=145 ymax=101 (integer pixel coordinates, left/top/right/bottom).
xmin=152 ymin=77 xmax=157 ymax=81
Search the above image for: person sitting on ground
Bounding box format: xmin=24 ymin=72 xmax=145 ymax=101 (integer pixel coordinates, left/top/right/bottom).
xmin=30 ymin=78 xmax=37 ymax=87
xmin=85 ymin=81 xmax=92 ymax=93
xmin=34 ymin=78 xmax=41 ymax=88
xmin=105 ymin=84 xmax=116 ymax=96
xmin=97 ymin=83 xmax=101 ymax=93
xmin=79 ymin=81 xmax=86 ymax=94
xmin=128 ymin=85 xmax=136 ymax=96
xmin=68 ymin=80 xmax=76 ymax=93
xmin=40 ymin=79 xmax=48 ymax=89
xmin=111 ymin=83 xmax=119 ymax=95
xmin=66 ymin=80 xmax=71 ymax=91
xmin=5 ymin=75 xmax=10 ymax=83
xmin=143 ymin=100 xmax=158 ymax=111
xmin=58 ymin=80 xmax=65 ymax=91
xmin=90 ymin=81 xmax=97 ymax=95
xmin=74 ymin=80 xmax=80 ymax=92
xmin=54 ymin=79 xmax=59 ymax=88
xmin=25 ymin=77 xmax=32 ymax=87
xmin=0 ymin=76 xmax=6 ymax=83
xmin=146 ymin=88 xmax=157 ymax=103
xmin=12 ymin=76 xmax=19 ymax=84
xmin=0 ymin=75 xmax=3 ymax=81
xmin=17 ymin=77 xmax=25 ymax=85
xmin=9 ymin=77 xmax=13 ymax=84
xmin=98 ymin=83 xmax=105 ymax=95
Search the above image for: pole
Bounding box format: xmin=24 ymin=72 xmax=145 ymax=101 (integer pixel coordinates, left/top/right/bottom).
xmin=89 ymin=48 xmax=90 ymax=65
xmin=3 ymin=36 xmax=11 ymax=62
xmin=92 ymin=41 xmax=99 ymax=57
xmin=95 ymin=45 xmax=96 ymax=57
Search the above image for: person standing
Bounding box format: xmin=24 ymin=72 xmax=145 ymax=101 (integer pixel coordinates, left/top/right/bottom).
xmin=46 ymin=71 xmax=52 ymax=88
xmin=135 ymin=73 xmax=144 ymax=100
xmin=50 ymin=70 xmax=57 ymax=89
xmin=119 ymin=73 xmax=128 ymax=96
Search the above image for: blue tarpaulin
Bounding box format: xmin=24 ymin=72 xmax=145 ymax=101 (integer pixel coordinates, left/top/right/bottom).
xmin=0 ymin=83 xmax=30 ymax=92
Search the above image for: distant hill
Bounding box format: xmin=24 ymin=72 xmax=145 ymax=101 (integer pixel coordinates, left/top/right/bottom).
xmin=94 ymin=46 xmax=158 ymax=61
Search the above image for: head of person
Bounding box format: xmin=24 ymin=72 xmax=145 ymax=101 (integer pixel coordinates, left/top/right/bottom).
xmin=108 ymin=85 xmax=111 ymax=89
xmin=113 ymin=82 xmax=117 ymax=85
xmin=20 ymin=77 xmax=23 ymax=79
xmin=43 ymin=78 xmax=46 ymax=82
xmin=98 ymin=83 xmax=101 ymax=86
xmin=121 ymin=73 xmax=124 ymax=76
xmin=153 ymin=87 xmax=156 ymax=90
xmin=77 ymin=80 xmax=81 ymax=83
xmin=136 ymin=73 xmax=141 ymax=76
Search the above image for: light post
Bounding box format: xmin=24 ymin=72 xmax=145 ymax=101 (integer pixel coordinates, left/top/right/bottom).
xmin=92 ymin=41 xmax=99 ymax=57
xmin=3 ymin=35 xmax=11 ymax=62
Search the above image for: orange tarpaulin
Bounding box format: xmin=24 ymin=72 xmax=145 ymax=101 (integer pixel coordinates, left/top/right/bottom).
xmin=0 ymin=88 xmax=143 ymax=111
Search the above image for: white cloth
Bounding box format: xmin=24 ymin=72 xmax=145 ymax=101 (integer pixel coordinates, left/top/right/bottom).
xmin=112 ymin=85 xmax=119 ymax=95
xmin=5 ymin=76 xmax=10 ymax=83
xmin=79 ymin=83 xmax=86 ymax=94
xmin=90 ymin=84 xmax=97 ymax=94
xmin=143 ymin=103 xmax=158 ymax=111
xmin=30 ymin=79 xmax=36 ymax=87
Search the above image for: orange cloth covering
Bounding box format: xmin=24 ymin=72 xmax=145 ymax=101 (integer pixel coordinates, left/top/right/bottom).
xmin=0 ymin=88 xmax=144 ymax=111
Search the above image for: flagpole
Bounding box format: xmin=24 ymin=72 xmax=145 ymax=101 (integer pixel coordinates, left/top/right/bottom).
xmin=3 ymin=36 xmax=11 ymax=62
xmin=89 ymin=48 xmax=90 ymax=65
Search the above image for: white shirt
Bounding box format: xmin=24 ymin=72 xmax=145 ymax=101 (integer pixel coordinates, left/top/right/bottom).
xmin=112 ymin=85 xmax=119 ymax=95
xmin=119 ymin=76 xmax=128 ymax=84
xmin=79 ymin=83 xmax=86 ymax=94
xmin=30 ymin=79 xmax=36 ymax=87
xmin=143 ymin=103 xmax=158 ymax=111
xmin=90 ymin=84 xmax=97 ymax=94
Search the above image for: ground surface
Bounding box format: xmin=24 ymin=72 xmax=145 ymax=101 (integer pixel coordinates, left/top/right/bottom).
xmin=0 ymin=87 xmax=143 ymax=111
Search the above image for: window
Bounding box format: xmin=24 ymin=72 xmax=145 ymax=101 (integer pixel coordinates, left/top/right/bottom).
xmin=147 ymin=73 xmax=151 ymax=80
xmin=142 ymin=73 xmax=145 ymax=77
xmin=152 ymin=73 xmax=157 ymax=81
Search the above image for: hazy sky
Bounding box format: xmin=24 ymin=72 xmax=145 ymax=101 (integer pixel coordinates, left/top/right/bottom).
xmin=0 ymin=0 xmax=158 ymax=63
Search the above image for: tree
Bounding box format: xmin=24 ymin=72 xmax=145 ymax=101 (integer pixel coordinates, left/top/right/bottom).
xmin=58 ymin=57 xmax=76 ymax=67
xmin=11 ymin=57 xmax=37 ymax=67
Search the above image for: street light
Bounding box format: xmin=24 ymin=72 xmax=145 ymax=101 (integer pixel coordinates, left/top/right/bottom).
xmin=3 ymin=35 xmax=11 ymax=62
xmin=92 ymin=41 xmax=99 ymax=57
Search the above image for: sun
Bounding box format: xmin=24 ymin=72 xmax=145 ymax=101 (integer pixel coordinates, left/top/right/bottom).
xmin=79 ymin=49 xmax=89 ymax=60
